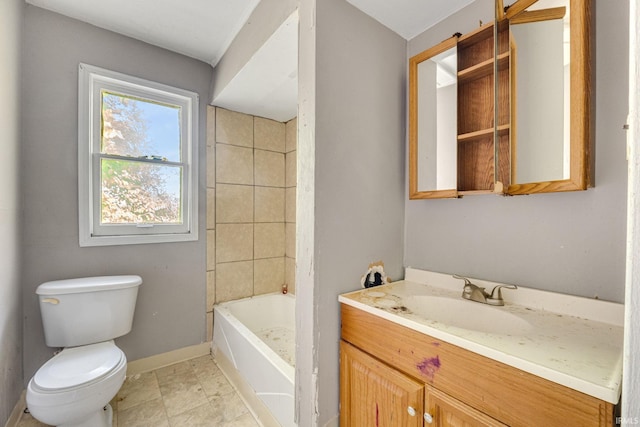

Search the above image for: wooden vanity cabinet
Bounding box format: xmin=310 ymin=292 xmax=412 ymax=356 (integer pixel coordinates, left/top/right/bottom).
xmin=340 ymin=341 xmax=424 ymax=426
xmin=340 ymin=303 xmax=615 ymax=426
xmin=341 ymin=339 xmax=507 ymax=427
xmin=426 ymin=385 xmax=508 ymax=427
xmin=340 ymin=341 xmax=505 ymax=427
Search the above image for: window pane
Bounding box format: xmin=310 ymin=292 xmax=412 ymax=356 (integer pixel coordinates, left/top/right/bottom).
xmin=101 ymin=158 xmax=182 ymax=225
xmin=101 ymin=91 xmax=181 ymax=161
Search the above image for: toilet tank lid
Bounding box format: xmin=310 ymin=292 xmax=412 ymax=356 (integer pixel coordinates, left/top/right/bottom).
xmin=36 ymin=275 xmax=142 ymax=296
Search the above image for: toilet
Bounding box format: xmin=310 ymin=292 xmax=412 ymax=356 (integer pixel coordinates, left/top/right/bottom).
xmin=26 ymin=275 xmax=142 ymax=427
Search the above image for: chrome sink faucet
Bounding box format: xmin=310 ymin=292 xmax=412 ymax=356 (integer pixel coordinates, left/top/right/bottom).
xmin=453 ymin=275 xmax=517 ymax=306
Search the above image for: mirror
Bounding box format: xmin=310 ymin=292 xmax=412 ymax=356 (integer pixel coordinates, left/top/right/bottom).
xmin=409 ymin=36 xmax=459 ymax=199
xmin=408 ymin=0 xmax=591 ymax=199
xmin=510 ymin=1 xmax=568 ymax=183
xmin=505 ymin=0 xmax=591 ymax=194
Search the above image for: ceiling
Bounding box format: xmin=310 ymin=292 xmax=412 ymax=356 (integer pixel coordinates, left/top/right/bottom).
xmin=346 ymin=0 xmax=477 ymax=40
xmin=25 ymin=0 xmax=262 ymax=66
xmin=25 ymin=0 xmax=477 ymax=121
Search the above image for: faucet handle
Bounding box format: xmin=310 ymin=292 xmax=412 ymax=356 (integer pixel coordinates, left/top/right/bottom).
xmin=453 ymin=274 xmax=472 ymax=286
xmin=453 ymin=275 xmax=485 ymax=299
xmin=487 ymin=284 xmax=518 ymax=306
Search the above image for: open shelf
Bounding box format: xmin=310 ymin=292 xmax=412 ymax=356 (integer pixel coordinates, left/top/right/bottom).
xmin=456 ymin=21 xmax=512 ymax=194
xmin=458 ymin=125 xmax=510 ymax=143
xmin=458 ymin=52 xmax=510 ymax=83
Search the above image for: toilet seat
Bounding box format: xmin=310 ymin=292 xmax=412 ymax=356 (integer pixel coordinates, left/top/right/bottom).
xmin=31 ymin=341 xmax=125 ymax=392
xmin=27 ymin=341 xmax=127 ymax=427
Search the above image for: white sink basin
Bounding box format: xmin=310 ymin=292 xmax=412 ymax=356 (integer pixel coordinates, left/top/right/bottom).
xmin=403 ymin=296 xmax=533 ymax=335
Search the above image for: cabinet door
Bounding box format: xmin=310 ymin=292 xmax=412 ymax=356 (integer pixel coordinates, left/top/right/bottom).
xmin=340 ymin=340 xmax=424 ymax=427
xmin=424 ymin=385 xmax=508 ymax=427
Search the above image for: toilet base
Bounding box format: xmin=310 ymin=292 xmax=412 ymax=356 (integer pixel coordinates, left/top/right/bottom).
xmin=58 ymin=404 xmax=113 ymax=427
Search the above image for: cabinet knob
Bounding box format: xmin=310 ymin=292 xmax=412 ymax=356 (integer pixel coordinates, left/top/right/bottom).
xmin=407 ymin=406 xmax=416 ymax=417
xmin=424 ymin=412 xmax=433 ymax=424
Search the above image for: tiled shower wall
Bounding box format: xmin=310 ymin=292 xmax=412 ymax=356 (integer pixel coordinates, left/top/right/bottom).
xmin=205 ymin=106 xmax=297 ymax=339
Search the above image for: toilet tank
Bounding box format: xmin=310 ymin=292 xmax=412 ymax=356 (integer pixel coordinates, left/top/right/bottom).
xmin=36 ymin=275 xmax=142 ymax=347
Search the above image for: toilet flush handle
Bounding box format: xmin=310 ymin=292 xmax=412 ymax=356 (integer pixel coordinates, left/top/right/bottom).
xmin=41 ymin=298 xmax=59 ymax=305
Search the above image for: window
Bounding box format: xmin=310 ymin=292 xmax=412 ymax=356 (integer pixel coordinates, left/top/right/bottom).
xmin=78 ymin=63 xmax=198 ymax=246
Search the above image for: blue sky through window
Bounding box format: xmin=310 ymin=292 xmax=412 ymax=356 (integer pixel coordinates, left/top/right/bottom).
xmin=141 ymin=100 xmax=181 ymax=162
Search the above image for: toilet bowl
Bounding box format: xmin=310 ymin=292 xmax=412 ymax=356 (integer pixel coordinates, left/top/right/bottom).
xmin=27 ymin=341 xmax=127 ymax=427
xmin=26 ymin=275 xmax=141 ymax=427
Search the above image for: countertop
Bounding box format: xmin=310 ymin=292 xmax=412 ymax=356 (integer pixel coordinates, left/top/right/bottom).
xmin=338 ymin=268 xmax=624 ymax=404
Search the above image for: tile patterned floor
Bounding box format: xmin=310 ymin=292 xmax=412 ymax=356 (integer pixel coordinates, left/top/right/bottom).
xmin=18 ymin=354 xmax=261 ymax=427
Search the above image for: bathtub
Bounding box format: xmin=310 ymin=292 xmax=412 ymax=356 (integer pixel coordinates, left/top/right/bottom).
xmin=213 ymin=293 xmax=295 ymax=427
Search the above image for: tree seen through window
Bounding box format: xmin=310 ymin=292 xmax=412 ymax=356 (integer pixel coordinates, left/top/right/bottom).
xmin=100 ymin=92 xmax=182 ymax=225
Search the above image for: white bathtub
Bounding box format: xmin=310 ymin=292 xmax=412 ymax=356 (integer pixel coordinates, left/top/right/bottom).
xmin=213 ymin=293 xmax=295 ymax=427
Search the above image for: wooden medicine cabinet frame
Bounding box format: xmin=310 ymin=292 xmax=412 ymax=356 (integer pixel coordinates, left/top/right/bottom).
xmin=408 ymin=0 xmax=592 ymax=199
xmin=409 ymin=35 xmax=460 ymax=199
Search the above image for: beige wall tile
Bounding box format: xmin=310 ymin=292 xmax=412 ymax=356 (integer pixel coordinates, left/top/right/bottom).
xmin=254 ymin=258 xmax=285 ymax=295
xmin=254 ymin=223 xmax=285 ymax=259
xmin=254 ymin=150 xmax=285 ymax=187
xmin=207 ymin=230 xmax=215 ymax=271
xmin=285 ymin=187 xmax=296 ymax=223
xmin=216 ymin=184 xmax=253 ymax=223
xmin=207 ymin=188 xmax=215 ymax=230
xmin=216 ymin=223 xmax=253 ymax=263
xmin=207 ymin=143 xmax=216 ymax=188
xmin=207 ymin=106 xmax=216 ymax=147
xmin=285 ymin=118 xmax=297 ymax=153
xmin=285 ymin=222 xmax=296 ymax=259
xmin=254 ymin=117 xmax=285 ymax=152
xmin=216 ymin=261 xmax=254 ymax=302
xmin=286 ymin=257 xmax=296 ymax=295
xmin=285 ymin=150 xmax=296 ymax=188
xmin=217 ymin=144 xmax=253 ymax=185
xmin=255 ymin=187 xmax=285 ymax=223
xmin=207 ymin=271 xmax=215 ymax=311
xmin=216 ymin=108 xmax=253 ymax=147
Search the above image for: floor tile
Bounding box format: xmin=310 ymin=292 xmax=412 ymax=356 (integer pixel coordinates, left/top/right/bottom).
xmin=209 ymin=391 xmax=250 ymax=422
xmin=168 ymin=402 xmax=224 ymax=426
xmin=117 ymin=397 xmax=169 ymax=427
xmin=219 ymin=412 xmax=261 ymax=427
xmin=189 ymin=355 xmax=222 ymax=378
xmin=155 ymin=361 xmax=193 ymax=383
xmin=199 ymin=370 xmax=234 ymax=398
xmin=15 ymin=412 xmax=48 ymax=427
xmin=16 ymin=354 xmax=259 ymax=427
xmin=115 ymin=371 xmax=162 ymax=411
xmin=159 ymin=372 xmax=209 ymax=417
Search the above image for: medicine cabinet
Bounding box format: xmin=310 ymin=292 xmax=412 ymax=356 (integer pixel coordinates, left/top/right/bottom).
xmin=409 ymin=0 xmax=592 ymax=199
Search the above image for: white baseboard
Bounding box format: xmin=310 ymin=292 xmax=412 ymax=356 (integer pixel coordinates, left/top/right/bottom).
xmin=126 ymin=341 xmax=211 ymax=376
xmin=4 ymin=391 xmax=25 ymax=427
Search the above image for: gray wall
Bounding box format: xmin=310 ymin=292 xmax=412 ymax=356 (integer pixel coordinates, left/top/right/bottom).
xmin=21 ymin=6 xmax=211 ymax=382
xmin=297 ymin=0 xmax=407 ymax=423
xmin=405 ymin=0 xmax=629 ymax=303
xmin=0 ymin=0 xmax=23 ymax=423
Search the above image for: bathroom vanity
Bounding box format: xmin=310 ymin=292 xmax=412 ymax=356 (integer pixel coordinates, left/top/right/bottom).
xmin=339 ymin=269 xmax=623 ymax=426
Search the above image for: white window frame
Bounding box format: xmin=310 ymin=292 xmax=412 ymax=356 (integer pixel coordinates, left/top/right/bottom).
xmin=78 ymin=63 xmax=198 ymax=247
